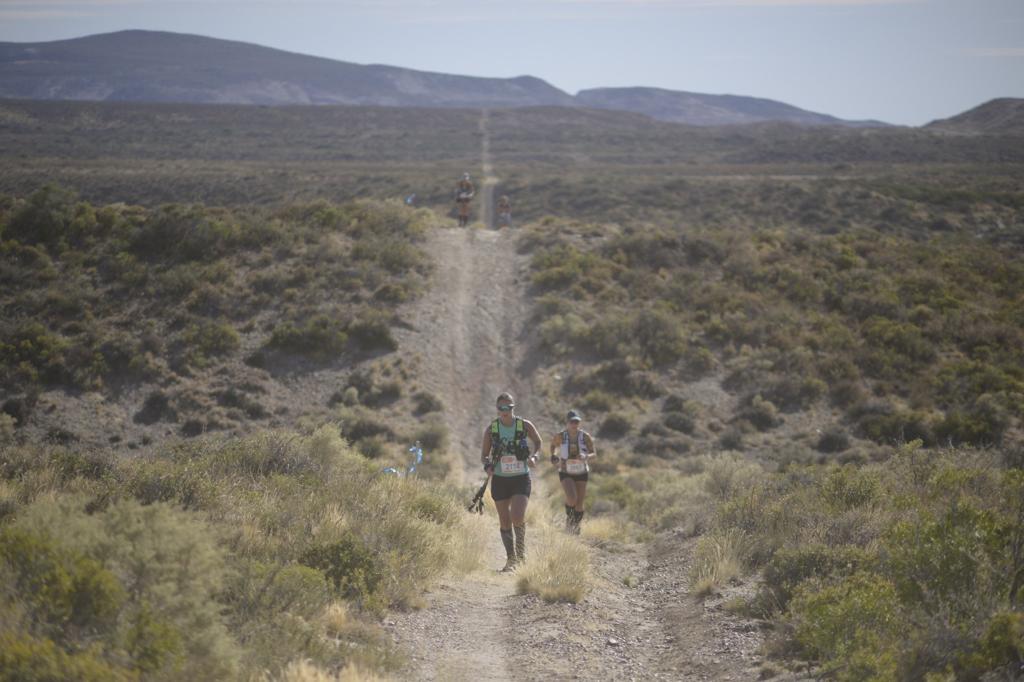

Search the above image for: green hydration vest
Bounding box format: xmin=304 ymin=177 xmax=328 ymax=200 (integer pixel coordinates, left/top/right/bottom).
xmin=490 ymin=417 xmax=530 ymax=478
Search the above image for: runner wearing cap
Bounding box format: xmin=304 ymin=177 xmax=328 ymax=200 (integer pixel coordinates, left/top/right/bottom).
xmin=454 ymin=173 xmax=475 ymax=227
xmin=549 ymin=410 xmax=596 ymax=534
xmin=481 ymin=392 xmax=543 ymax=571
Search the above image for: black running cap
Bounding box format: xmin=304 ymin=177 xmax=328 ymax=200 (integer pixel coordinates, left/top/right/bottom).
xmin=566 ymin=410 xmax=582 ymax=422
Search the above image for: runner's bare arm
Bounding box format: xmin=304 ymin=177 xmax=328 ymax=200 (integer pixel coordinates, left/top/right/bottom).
xmin=524 ymin=420 xmax=543 ymax=467
xmin=584 ymin=432 xmax=596 ymax=460
xmin=481 ymin=427 xmax=493 ymax=470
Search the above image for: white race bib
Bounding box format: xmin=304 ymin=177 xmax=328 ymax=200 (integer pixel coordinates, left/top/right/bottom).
xmin=500 ymin=455 xmax=526 ymax=475
xmin=566 ymin=458 xmax=586 ymax=475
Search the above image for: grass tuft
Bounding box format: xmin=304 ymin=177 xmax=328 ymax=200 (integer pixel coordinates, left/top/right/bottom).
xmin=515 ymin=524 xmax=592 ymax=603
xmin=690 ymin=529 xmax=748 ymax=598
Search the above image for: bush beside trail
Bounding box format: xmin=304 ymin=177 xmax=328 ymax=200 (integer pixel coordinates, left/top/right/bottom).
xmin=0 ymin=425 xmax=485 ymax=679
xmin=0 ymin=187 xmax=439 ymax=449
xmin=568 ymin=434 xmax=1023 ymax=680
xmin=685 ymin=443 xmax=1024 ymax=680
xmin=522 ymin=216 xmax=1024 ymax=454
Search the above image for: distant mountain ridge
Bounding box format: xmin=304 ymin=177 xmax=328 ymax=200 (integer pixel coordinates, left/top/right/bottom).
xmin=577 ymin=87 xmax=888 ymax=128
xmin=0 ymin=30 xmax=575 ymax=108
xmin=0 ymin=29 xmax=890 ymax=127
xmin=926 ymin=98 xmax=1024 ymax=135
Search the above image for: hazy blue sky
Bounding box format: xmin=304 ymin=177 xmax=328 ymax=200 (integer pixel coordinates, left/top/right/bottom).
xmin=1 ymin=0 xmax=1022 ymax=125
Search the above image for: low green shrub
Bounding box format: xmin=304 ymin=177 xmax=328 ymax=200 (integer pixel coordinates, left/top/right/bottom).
xmin=718 ymin=426 xmax=746 ymax=451
xmin=268 ymin=315 xmax=347 ymax=360
xmin=572 ymin=360 xmax=663 ymax=399
xmin=215 ymin=387 xmax=268 ymax=420
xmin=709 ymin=446 xmax=1024 ymax=679
xmin=0 ymin=631 xmax=135 ymax=682
xmin=599 ymin=414 xmax=631 ymax=439
xmin=299 ymin=537 xmax=382 ymax=605
xmin=820 ymin=465 xmax=880 ymax=511
xmin=790 ymin=572 xmax=903 ymax=681
xmin=355 ymin=435 xmax=388 ymax=459
xmin=3 ymin=184 xmax=81 ymax=250
xmin=764 ymin=376 xmax=826 ymax=412
xmin=738 ymin=394 xmax=781 ymax=431
xmin=3 ymin=497 xmax=239 ymax=679
xmin=182 ymin=319 xmax=239 ymax=369
xmin=759 ymin=544 xmax=874 ymax=614
xmin=580 ymin=389 xmax=615 ymax=411
xmin=0 ymin=424 xmax=486 ymax=677
xmin=663 ymin=411 xmax=696 ymax=434
xmin=816 ymin=427 xmax=850 ymax=453
xmin=0 ymin=526 xmax=126 ymax=641
xmin=348 ymin=313 xmax=398 ymax=352
xmin=933 ymin=395 xmax=1011 ymax=446
xmin=413 ymin=422 xmax=449 ymax=454
xmin=135 ymin=391 xmax=177 ymax=421
xmin=342 ymin=413 xmax=395 ymax=444
xmin=412 ymin=390 xmax=444 ymax=415
xmin=131 ymin=203 xmax=242 ymax=263
xmin=633 ymin=306 xmax=687 ymax=366
xmin=0 ymin=321 xmax=68 ymax=387
xmin=856 ymin=406 xmax=935 ymax=445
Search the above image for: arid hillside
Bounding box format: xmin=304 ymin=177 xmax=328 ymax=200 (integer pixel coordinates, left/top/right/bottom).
xmin=926 ymin=97 xmax=1024 ymax=135
xmin=1 ymin=100 xmax=1022 ymax=681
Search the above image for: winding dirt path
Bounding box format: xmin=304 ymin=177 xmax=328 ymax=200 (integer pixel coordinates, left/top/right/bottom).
xmin=386 ymin=110 xmax=532 ymax=679
xmin=386 ymin=111 xmax=783 ymax=682
xmin=388 ymin=227 xmax=534 ymax=682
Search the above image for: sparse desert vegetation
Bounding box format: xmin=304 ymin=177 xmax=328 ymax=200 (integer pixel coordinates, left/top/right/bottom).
xmin=0 ymin=425 xmax=484 ymax=679
xmin=1 ymin=97 xmax=1022 ymax=679
xmin=0 ymin=185 xmax=444 ymax=464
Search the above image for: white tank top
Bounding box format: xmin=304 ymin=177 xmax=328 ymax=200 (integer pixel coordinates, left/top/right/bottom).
xmin=559 ymin=430 xmax=591 ymax=474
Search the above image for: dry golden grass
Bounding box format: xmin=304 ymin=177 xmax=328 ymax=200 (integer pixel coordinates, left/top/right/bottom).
xmin=580 ymin=515 xmax=634 ymax=545
xmin=0 ymin=414 xmax=15 ymax=444
xmin=319 ymin=602 xmax=350 ymax=639
xmin=515 ymin=522 xmax=592 ymax=603
xmin=277 ymin=660 xmax=391 ymax=682
xmin=449 ymin=511 xmax=491 ymax=574
xmin=489 ymin=473 xmax=595 ymax=601
xmin=0 ymin=479 xmax=16 ymax=506
xmin=690 ymin=528 xmax=747 ymax=598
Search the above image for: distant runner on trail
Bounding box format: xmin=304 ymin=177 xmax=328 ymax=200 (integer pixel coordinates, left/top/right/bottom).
xmin=497 ymin=195 xmax=512 ymax=228
xmin=481 ymin=392 xmax=543 ymax=572
xmin=454 ymin=172 xmax=475 ymax=227
xmin=550 ymin=410 xmax=595 ymax=535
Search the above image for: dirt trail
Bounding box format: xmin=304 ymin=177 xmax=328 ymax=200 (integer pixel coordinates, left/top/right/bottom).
xmin=387 ymin=111 xmax=780 ymax=682
xmin=387 ymin=110 xmax=533 ymax=681
xmin=479 ymin=109 xmax=498 ymax=230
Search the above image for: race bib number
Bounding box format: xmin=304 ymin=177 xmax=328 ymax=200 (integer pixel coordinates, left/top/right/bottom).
xmin=500 ymin=456 xmax=526 ymax=475
xmin=566 ymin=458 xmax=586 ymax=475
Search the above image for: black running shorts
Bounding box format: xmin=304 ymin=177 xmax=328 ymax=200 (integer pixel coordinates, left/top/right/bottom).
xmin=559 ymin=471 xmax=589 ymax=483
xmin=490 ymin=474 xmax=532 ymax=501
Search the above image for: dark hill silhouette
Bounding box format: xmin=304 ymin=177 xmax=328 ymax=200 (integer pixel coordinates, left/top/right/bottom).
xmin=926 ymin=98 xmax=1024 ymax=134
xmin=0 ymin=30 xmax=576 ymax=108
xmin=576 ymin=87 xmax=889 ymax=128
xmin=1 ymin=30 xmax=896 ymax=126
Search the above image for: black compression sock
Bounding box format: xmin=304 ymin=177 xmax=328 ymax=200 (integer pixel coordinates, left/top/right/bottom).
xmin=513 ymin=524 xmax=526 ymax=563
xmin=500 ymin=528 xmax=515 ymax=560
xmin=571 ymin=509 xmax=584 ymax=535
